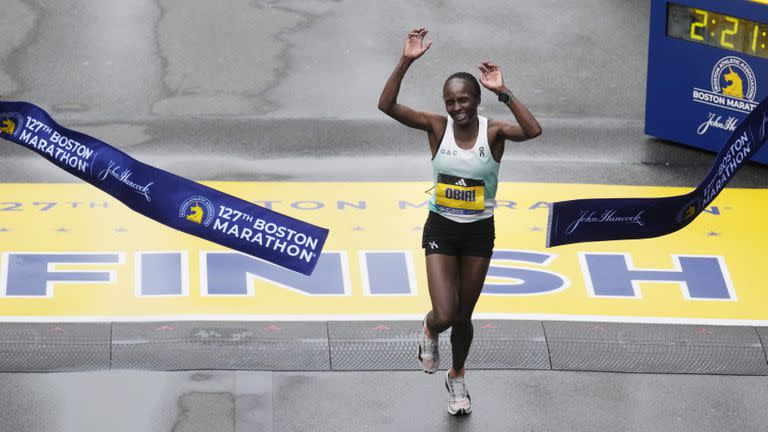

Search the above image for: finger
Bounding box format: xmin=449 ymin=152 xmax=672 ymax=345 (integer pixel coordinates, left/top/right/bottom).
xmin=419 ymin=29 xmax=429 ymax=38
xmin=478 ymin=64 xmax=489 ymax=74
xmin=423 ymin=41 xmax=433 ymax=51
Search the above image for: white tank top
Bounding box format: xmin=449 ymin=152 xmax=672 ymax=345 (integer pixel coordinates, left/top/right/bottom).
xmin=428 ymin=116 xmax=500 ymax=223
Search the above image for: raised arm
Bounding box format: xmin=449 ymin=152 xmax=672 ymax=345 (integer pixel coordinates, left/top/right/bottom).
xmin=479 ymin=61 xmax=542 ymax=142
xmin=378 ymin=28 xmax=440 ymax=132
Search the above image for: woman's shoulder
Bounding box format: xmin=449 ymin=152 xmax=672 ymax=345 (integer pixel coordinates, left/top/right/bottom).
xmin=427 ymin=113 xmax=449 ymax=134
xmin=485 ymin=117 xmax=506 ymax=128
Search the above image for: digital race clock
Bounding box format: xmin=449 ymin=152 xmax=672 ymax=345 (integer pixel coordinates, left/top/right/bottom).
xmin=645 ymin=0 xmax=768 ymax=165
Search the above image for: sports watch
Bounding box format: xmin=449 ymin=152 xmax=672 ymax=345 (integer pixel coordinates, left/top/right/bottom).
xmin=497 ymin=89 xmax=514 ymax=104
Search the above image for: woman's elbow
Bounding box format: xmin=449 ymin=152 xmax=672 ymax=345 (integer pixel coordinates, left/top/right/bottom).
xmin=378 ymin=102 xmax=397 ymax=117
xmin=522 ymin=126 xmax=542 ymax=140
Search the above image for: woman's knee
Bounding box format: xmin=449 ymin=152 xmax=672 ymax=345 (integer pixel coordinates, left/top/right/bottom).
xmin=452 ymin=312 xmax=472 ymax=329
xmin=430 ymin=308 xmax=457 ymax=331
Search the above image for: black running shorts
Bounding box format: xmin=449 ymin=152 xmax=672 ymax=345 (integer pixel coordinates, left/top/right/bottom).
xmin=421 ymin=211 xmax=495 ymax=258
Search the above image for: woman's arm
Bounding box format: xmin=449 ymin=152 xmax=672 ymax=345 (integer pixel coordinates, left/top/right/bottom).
xmin=479 ymin=61 xmax=542 ymax=142
xmin=378 ymin=28 xmax=440 ymax=132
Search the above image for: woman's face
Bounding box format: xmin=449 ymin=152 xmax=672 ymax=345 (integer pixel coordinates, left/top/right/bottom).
xmin=443 ymin=78 xmax=479 ymax=127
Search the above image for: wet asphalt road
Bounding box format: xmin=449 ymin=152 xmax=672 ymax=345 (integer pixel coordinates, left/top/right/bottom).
xmin=1 ymin=0 xmax=764 ymax=185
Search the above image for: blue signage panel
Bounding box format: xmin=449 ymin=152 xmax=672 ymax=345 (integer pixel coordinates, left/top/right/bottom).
xmin=646 ymin=0 xmax=768 ymax=164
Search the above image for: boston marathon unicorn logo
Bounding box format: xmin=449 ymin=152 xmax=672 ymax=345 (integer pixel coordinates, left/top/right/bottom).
xmin=675 ymin=197 xmax=701 ymax=225
xmin=683 ymin=205 xmax=696 ymax=220
xmin=1 ymin=118 xmax=15 ymax=135
xmin=186 ymin=203 xmax=205 ymax=224
xmin=0 ymin=113 xmax=24 ymax=138
xmin=721 ymin=66 xmax=744 ymax=99
xmin=179 ymin=195 xmax=215 ymax=227
xmin=710 ymin=56 xmax=756 ymax=111
xmin=693 ymin=56 xmax=758 ymax=116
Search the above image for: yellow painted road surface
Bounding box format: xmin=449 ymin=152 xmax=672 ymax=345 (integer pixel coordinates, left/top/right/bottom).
xmin=0 ymin=182 xmax=765 ymax=323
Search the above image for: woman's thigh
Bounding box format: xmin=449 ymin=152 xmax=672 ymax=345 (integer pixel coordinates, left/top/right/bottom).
xmin=425 ymin=253 xmax=460 ymax=320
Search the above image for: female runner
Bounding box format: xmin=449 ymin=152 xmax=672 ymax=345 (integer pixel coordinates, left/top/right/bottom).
xmin=377 ymin=27 xmax=542 ymax=415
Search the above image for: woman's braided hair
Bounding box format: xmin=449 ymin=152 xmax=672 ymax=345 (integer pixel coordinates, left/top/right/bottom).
xmin=444 ymin=72 xmax=481 ymax=101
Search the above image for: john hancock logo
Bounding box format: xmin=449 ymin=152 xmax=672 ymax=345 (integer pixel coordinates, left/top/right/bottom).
xmin=565 ymin=209 xmax=646 ymax=235
xmin=0 ymin=113 xmax=24 ymax=138
xmin=692 ymin=56 xmax=757 ymax=114
xmin=97 ymin=161 xmax=154 ymax=202
xmin=179 ymin=196 xmax=215 ymax=227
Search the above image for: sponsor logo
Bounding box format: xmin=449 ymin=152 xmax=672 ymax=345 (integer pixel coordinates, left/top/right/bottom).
xmin=761 ymin=110 xmax=768 ymax=141
xmin=697 ymin=112 xmax=739 ymax=135
xmin=455 ymin=178 xmax=468 ymax=187
xmin=97 ymin=161 xmax=154 ymax=202
xmin=0 ymin=112 xmax=23 ymax=138
xmin=565 ymin=209 xmax=646 ymax=235
xmin=692 ymin=56 xmax=757 ymax=114
xmin=179 ymin=196 xmax=215 ymax=226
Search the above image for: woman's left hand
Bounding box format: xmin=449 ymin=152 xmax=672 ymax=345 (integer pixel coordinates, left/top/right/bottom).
xmin=478 ymin=61 xmax=506 ymax=94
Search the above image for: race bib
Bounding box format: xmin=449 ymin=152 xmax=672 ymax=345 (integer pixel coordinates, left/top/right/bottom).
xmin=435 ymin=173 xmax=485 ymax=215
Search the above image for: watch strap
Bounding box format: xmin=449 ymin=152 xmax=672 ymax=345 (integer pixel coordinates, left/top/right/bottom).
xmin=498 ymin=89 xmax=514 ymax=103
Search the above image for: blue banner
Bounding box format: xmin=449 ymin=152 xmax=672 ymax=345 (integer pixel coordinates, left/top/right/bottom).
xmin=0 ymin=101 xmax=329 ymax=275
xmin=547 ymin=95 xmax=768 ymax=247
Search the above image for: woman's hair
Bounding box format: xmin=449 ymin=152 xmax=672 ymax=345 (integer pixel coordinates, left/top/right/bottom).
xmin=444 ymin=72 xmax=481 ymax=101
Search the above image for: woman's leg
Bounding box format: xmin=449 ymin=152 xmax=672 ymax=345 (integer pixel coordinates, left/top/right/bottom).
xmin=424 ymin=254 xmax=460 ymax=336
xmin=449 ymin=255 xmax=491 ymax=375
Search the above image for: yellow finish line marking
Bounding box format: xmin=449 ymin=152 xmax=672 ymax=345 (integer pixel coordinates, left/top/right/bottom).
xmin=0 ymin=182 xmax=765 ymax=324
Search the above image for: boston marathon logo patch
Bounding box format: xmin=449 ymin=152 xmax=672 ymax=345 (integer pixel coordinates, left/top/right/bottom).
xmin=692 ymin=56 xmax=757 ymax=114
xmin=180 ymin=195 xmax=215 ymax=226
xmin=0 ymin=112 xmax=24 ymax=138
xmin=675 ymin=197 xmax=701 ymax=225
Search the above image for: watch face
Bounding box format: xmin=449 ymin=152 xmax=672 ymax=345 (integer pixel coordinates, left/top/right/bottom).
xmin=498 ymin=93 xmax=510 ymax=103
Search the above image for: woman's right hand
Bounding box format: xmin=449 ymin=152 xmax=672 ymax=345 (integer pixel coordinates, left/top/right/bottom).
xmin=403 ymin=27 xmax=432 ymax=60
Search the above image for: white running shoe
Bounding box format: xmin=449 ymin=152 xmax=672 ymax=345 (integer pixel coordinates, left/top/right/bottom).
xmin=445 ymin=371 xmax=471 ymax=415
xmin=417 ymin=317 xmax=439 ymax=374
